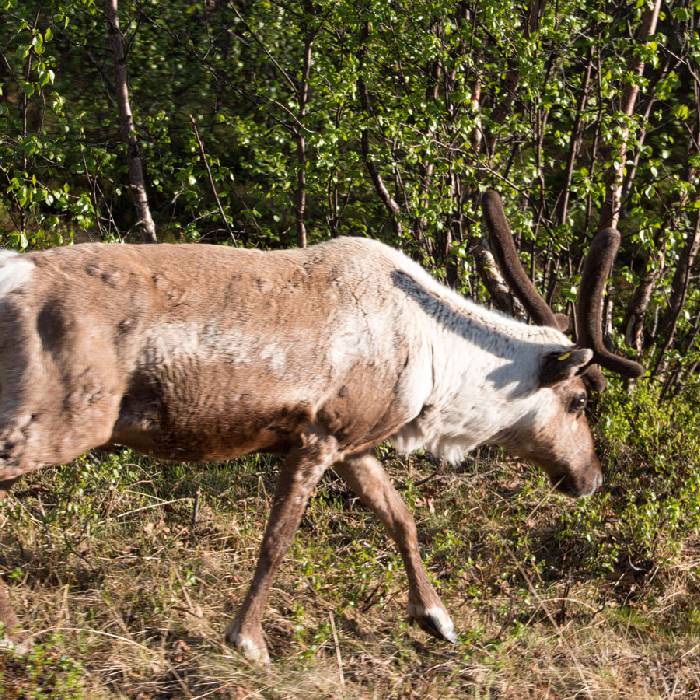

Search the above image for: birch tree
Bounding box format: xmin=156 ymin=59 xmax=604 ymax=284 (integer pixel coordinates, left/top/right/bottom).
xmin=104 ymin=0 xmax=157 ymax=243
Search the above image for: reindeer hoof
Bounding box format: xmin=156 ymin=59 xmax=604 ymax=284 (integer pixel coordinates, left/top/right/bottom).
xmin=408 ymin=604 xmax=457 ymax=643
xmin=225 ymin=621 xmax=270 ymax=664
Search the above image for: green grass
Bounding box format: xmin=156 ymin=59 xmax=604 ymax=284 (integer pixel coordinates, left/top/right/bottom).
xmin=0 ymin=383 xmax=699 ymax=697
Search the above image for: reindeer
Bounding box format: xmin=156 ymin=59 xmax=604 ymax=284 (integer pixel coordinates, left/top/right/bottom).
xmin=0 ymin=190 xmax=641 ymax=662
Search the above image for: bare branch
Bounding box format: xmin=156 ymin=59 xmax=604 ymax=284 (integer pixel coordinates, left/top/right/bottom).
xmin=189 ymin=115 xmax=236 ymax=243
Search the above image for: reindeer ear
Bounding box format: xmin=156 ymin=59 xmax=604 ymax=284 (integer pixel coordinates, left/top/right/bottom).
xmin=540 ymin=347 xmax=594 ymax=387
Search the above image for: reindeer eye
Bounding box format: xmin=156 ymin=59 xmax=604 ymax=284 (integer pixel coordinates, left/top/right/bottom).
xmin=568 ymin=395 xmax=587 ymax=414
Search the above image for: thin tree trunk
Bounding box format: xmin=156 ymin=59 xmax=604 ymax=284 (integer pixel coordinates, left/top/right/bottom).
xmin=557 ymin=46 xmax=593 ymax=226
xmin=105 ymin=0 xmax=157 ymax=243
xmin=583 ymin=48 xmax=604 ymax=234
xmin=650 ymin=76 xmax=700 ymax=376
xmin=446 ymin=165 xmax=462 ymax=288
xmin=623 ymin=237 xmax=666 ymax=352
xmin=358 ymin=21 xmax=402 ymax=239
xmin=619 ymin=58 xmax=675 ymax=206
xmin=660 ymin=214 xmax=700 ymax=341
xmin=656 ymin=78 xmax=700 ymax=350
xmin=360 ymin=123 xmax=403 ymax=239
xmin=471 ymin=78 xmax=482 ymax=153
xmin=16 ymin=12 xmax=42 ymax=239
xmin=616 ymin=63 xmax=675 ymax=352
xmin=652 ymin=212 xmax=700 ymax=377
xmin=598 ymin=0 xmax=662 ymax=230
xmin=415 ymin=51 xmax=440 ymax=259
xmin=463 ymin=61 xmax=493 ymax=301
xmin=294 ymin=1 xmax=314 ymax=249
xmin=661 ymin=302 xmax=700 ymax=398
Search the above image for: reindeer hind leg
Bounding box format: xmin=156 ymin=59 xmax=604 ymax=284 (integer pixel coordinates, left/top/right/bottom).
xmin=335 ymin=452 xmax=457 ymax=643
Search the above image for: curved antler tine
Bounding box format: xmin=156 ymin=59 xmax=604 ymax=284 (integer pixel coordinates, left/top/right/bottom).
xmin=576 ymin=228 xmax=644 ymax=379
xmin=482 ymin=189 xmax=561 ymax=329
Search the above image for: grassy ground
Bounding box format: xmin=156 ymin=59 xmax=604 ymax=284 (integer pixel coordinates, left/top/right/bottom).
xmin=0 ymin=446 xmax=698 ymax=699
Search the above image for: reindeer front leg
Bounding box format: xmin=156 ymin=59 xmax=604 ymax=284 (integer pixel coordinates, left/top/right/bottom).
xmin=225 ymin=429 xmax=338 ymax=663
xmin=335 ymin=453 xmax=456 ymax=643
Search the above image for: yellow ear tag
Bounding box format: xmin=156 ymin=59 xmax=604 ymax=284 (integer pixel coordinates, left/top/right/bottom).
xmin=557 ymin=351 xmax=572 ymax=361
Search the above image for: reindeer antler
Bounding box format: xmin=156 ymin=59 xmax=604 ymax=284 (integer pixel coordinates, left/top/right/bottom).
xmin=482 ymin=190 xmax=568 ymax=332
xmin=576 ymin=228 xmax=644 ymax=378
xmin=482 ymin=189 xmax=644 ymax=389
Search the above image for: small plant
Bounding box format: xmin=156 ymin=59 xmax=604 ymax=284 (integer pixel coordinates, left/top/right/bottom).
xmin=556 ymin=380 xmax=700 ymax=587
xmin=0 ymin=637 xmax=84 ymax=700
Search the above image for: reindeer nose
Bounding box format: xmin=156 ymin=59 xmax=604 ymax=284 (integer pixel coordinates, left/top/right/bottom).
xmin=552 ymin=467 xmax=603 ymax=498
xmin=577 ymin=468 xmax=603 ymax=498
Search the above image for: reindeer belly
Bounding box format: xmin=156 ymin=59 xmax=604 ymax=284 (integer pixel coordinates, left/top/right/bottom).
xmin=110 ymin=323 xmax=321 ymax=461
xmin=112 ymin=363 xmax=316 ymax=461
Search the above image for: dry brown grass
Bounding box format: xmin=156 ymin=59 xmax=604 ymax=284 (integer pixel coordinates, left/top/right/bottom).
xmin=0 ymin=450 xmax=698 ymax=699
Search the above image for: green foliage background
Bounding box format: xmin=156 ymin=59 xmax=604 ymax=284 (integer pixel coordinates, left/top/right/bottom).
xmin=2 ymin=0 xmax=699 ymax=388
xmin=1 ymin=2 xmax=700 ymax=693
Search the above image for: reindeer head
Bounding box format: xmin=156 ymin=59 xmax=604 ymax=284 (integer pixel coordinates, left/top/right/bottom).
xmin=482 ymin=190 xmax=643 ymax=497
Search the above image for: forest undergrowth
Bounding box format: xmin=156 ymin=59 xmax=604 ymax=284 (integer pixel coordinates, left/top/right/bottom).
xmin=0 ymin=381 xmax=699 ymax=699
